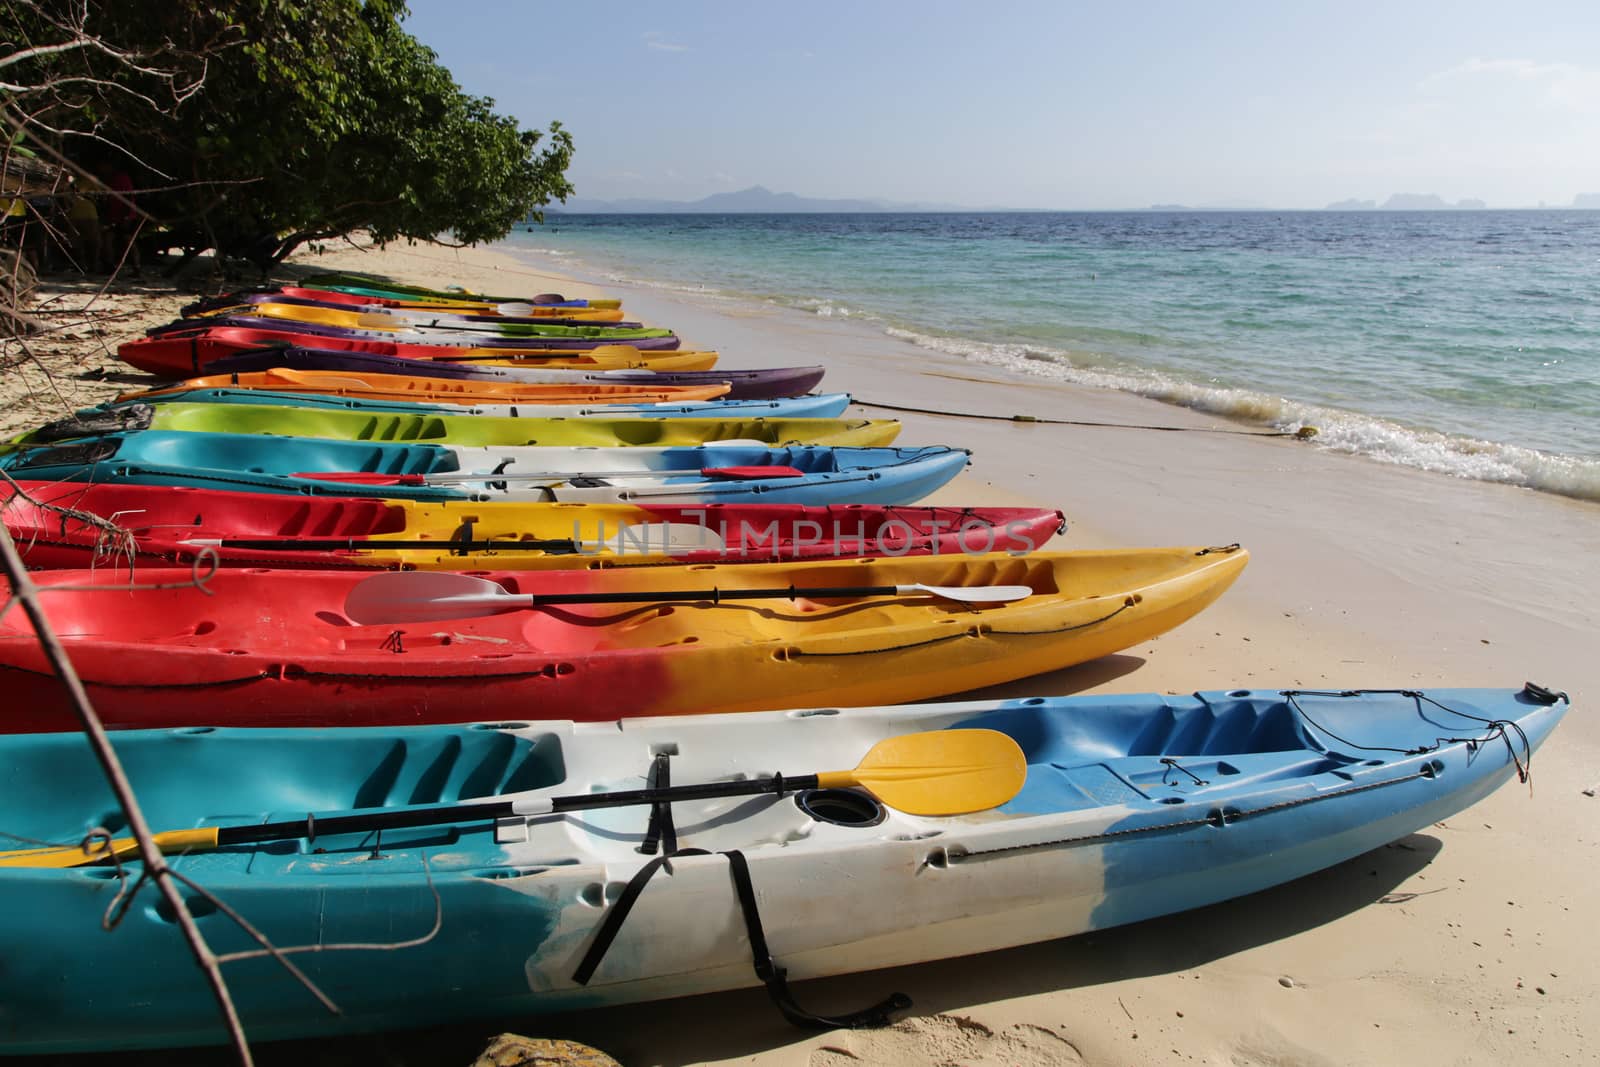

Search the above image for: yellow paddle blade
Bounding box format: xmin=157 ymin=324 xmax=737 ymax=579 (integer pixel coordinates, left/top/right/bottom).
xmin=0 ymin=827 xmax=220 ymax=869
xmin=818 ymin=729 xmax=1027 ymax=816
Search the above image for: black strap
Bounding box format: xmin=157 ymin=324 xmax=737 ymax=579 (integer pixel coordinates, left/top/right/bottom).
xmin=572 ymin=848 xmax=710 ymax=986
xmin=637 ymin=753 xmax=678 ymax=856
xmin=572 ymin=848 xmax=910 ymax=1030
xmin=722 ymin=848 xmax=911 ymax=1030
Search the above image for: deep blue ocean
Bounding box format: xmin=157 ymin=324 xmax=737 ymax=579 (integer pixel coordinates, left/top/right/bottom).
xmin=504 ymin=212 xmax=1600 ymax=502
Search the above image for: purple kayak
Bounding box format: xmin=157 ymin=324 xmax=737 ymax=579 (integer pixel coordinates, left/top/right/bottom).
xmin=205 ymin=345 xmax=828 ymax=400
xmin=147 ymin=315 xmax=683 ymax=351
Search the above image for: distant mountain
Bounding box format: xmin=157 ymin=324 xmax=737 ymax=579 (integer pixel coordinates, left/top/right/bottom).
xmin=549 ymin=185 xmax=968 ymax=214
xmin=1381 ymin=193 xmax=1452 ymax=210
xmin=1322 ymin=194 xmax=1493 ymax=210
xmin=1574 ymin=193 xmax=1600 ymax=209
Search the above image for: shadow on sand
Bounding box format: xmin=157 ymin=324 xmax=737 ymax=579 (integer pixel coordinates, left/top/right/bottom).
xmin=37 ymin=831 xmax=1440 ymax=1066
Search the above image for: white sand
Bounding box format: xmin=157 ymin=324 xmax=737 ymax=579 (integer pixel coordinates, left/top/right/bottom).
xmin=8 ymin=240 xmax=1594 ymax=1065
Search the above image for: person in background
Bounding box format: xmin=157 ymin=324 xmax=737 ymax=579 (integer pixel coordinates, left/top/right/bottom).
xmin=63 ymin=175 xmax=102 ymax=273
xmin=100 ymin=162 xmax=142 ymax=276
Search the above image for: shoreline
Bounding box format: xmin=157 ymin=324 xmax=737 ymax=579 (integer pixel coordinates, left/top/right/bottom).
xmin=4 ymin=240 xmax=1596 ymax=1065
xmin=501 ymin=224 xmax=1600 ymax=506
xmin=495 ymin=238 xmax=1600 ymax=1066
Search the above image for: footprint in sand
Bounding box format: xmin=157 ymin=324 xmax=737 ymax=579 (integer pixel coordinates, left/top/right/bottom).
xmin=808 ymin=1013 xmax=1084 ymax=1067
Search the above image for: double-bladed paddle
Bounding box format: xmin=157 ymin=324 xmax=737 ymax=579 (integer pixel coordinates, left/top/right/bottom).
xmin=342 ymin=570 xmax=1035 ymax=624
xmin=291 ymin=464 xmax=809 ymax=487
xmin=0 ymin=729 xmax=1028 ymax=868
xmin=178 ymin=521 xmax=728 ymax=554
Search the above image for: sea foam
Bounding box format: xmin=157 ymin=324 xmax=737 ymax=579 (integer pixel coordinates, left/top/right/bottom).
xmin=883 ymin=326 xmax=1600 ymax=503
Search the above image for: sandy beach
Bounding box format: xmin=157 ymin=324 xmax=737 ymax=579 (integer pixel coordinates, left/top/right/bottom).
xmin=4 ymin=239 xmax=1595 ymax=1066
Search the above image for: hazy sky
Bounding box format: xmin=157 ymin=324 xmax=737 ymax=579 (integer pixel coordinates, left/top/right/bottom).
xmin=402 ymin=1 xmax=1600 ymax=210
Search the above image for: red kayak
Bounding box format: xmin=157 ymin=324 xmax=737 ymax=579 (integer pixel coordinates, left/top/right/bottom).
xmin=0 ymin=546 xmax=1245 ymax=731
xmin=2 ymin=481 xmax=1066 ymax=570
xmin=116 ymin=325 xmax=700 ymax=379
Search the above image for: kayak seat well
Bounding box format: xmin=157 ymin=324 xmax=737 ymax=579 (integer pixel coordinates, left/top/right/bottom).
xmin=955 ymin=695 xmax=1360 ymax=816
xmin=352 ymin=730 xmax=567 ymax=807
xmin=0 ymin=729 xmax=563 ymax=848
xmin=954 ymin=695 xmax=1312 ymax=767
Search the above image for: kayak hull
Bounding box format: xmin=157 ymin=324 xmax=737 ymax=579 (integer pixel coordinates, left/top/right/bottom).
xmin=177 ymin=302 xmax=672 ymax=342
xmin=118 ymin=326 xmax=699 ymax=379
xmin=0 ymin=685 xmax=1565 ymax=1051
xmin=1 ymin=482 xmax=1066 ymax=569
xmin=96 ymin=387 xmax=853 ymax=421
xmin=183 ymin=290 xmax=628 ymax=322
xmin=121 ymin=369 xmax=736 ymax=407
xmin=205 ymin=346 xmax=828 ymax=399
xmin=296 ymin=272 xmax=621 ymax=308
xmin=0 ymin=547 xmax=1247 ymax=729
xmin=16 ymin=404 xmax=901 ymax=449
xmin=0 ymin=435 xmax=971 ymax=505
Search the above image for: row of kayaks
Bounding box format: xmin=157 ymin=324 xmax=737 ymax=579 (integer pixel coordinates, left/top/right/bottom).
xmin=0 ymin=271 xmax=1568 ymax=1054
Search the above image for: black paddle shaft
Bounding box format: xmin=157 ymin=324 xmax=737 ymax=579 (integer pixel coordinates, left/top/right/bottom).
xmin=214 ymin=774 xmax=823 ymax=846
xmin=203 ymin=537 xmax=584 ymax=554
xmin=518 ymin=584 xmax=903 ymax=607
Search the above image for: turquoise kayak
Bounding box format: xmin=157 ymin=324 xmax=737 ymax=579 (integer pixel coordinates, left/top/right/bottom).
xmin=0 ymin=432 xmax=972 ymax=505
xmin=0 ymin=685 xmax=1567 ymax=1051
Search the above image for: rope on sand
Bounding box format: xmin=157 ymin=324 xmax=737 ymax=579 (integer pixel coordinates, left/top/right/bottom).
xmin=850 ymin=399 xmax=1319 ymax=439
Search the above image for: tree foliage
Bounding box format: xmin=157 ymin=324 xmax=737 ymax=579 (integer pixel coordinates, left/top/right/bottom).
xmin=2 ymin=0 xmax=573 ymax=267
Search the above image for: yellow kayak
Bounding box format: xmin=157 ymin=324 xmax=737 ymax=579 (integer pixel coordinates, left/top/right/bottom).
xmin=2 ymin=546 xmax=1250 ymax=726
xmin=219 ymin=302 xmax=677 ymax=344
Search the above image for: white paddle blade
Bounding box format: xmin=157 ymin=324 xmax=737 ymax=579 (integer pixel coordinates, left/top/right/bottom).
xmin=902 ymin=583 xmax=1034 ymax=604
xmin=344 ymin=572 xmax=523 ymax=625
xmin=591 ymin=521 xmax=727 ymax=555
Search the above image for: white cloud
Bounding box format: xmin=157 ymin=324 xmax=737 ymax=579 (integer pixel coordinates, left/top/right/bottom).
xmin=644 ymin=31 xmax=689 ymax=52
xmin=1423 ymin=57 xmax=1600 ymax=115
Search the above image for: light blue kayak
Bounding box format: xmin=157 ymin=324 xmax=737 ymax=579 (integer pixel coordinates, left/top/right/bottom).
xmin=0 ymin=685 xmax=1568 ymax=1052
xmin=0 ymin=431 xmax=972 ymax=505
xmin=80 ymin=388 xmax=855 ymax=421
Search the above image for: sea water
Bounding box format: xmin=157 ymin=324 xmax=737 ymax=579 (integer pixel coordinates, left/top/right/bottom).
xmin=502 ymin=212 xmax=1600 ymax=503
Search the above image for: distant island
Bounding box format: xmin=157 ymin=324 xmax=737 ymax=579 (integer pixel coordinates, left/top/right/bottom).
xmin=1326 ymin=194 xmax=1490 ymax=210
xmin=1325 ymin=194 xmax=1599 ymax=210
xmin=549 ymin=185 xmax=968 ymax=214
xmin=542 ymin=184 xmax=1600 ymax=215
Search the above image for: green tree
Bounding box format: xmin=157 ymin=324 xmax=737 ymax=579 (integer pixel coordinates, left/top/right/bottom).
xmin=3 ymin=0 xmax=572 ymax=269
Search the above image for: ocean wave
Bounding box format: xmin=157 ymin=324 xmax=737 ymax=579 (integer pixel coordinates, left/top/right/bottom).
xmin=794 ymin=298 xmax=855 ymax=319
xmin=883 ymin=326 xmax=1600 ymax=503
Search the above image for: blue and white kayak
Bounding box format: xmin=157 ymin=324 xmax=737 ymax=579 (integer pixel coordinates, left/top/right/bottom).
xmin=85 ymin=387 xmax=855 ymax=421
xmin=0 ymin=432 xmax=972 ymax=505
xmin=0 ymin=684 xmax=1568 ymax=1052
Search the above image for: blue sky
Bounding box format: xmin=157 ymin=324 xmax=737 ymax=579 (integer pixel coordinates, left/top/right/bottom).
xmin=402 ymin=1 xmax=1600 ymax=209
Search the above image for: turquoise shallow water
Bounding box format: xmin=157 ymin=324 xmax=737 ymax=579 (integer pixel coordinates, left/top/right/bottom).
xmin=503 ymin=212 xmax=1600 ymax=502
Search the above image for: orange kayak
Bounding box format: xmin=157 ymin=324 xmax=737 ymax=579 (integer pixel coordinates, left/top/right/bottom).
xmin=121 ymin=368 xmax=731 ymax=407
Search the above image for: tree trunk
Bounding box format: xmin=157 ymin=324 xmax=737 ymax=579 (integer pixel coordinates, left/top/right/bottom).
xmin=0 ymin=246 xmax=41 ymax=336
